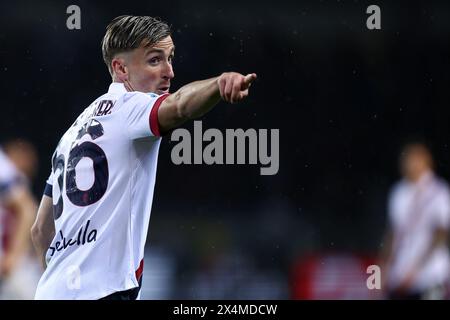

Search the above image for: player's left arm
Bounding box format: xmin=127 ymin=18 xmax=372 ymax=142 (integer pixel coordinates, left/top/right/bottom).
xmin=31 ymin=195 xmax=54 ymax=269
xmin=157 ymin=72 xmax=257 ymax=135
xmin=378 ymin=228 xmax=393 ymax=292
xmin=398 ymin=189 xmax=450 ymax=291
xmin=398 ymin=227 xmax=447 ymax=291
xmin=1 ymin=187 xmax=37 ymax=277
xmin=413 ymin=227 xmax=447 ymax=271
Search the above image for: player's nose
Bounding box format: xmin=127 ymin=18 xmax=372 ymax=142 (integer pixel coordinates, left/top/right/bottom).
xmin=162 ymin=62 xmax=175 ymax=80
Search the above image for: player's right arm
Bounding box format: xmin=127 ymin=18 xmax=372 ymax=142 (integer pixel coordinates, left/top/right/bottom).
xmin=378 ymin=228 xmax=393 ymax=292
xmin=157 ymin=72 xmax=257 ymax=135
xmin=31 ymin=195 xmax=55 ymax=269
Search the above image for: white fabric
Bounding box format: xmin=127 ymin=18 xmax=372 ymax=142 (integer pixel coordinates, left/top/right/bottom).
xmin=387 ymin=171 xmax=450 ymax=292
xmin=35 ymin=83 xmax=168 ymax=299
xmin=0 ymin=149 xmax=22 ymax=260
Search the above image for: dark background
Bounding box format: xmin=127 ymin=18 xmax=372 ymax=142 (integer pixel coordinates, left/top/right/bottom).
xmin=1 ymin=0 xmax=450 ymax=298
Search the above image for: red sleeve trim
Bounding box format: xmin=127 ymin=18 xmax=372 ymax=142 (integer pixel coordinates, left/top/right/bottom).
xmin=150 ymin=93 xmax=170 ymax=137
xmin=135 ymin=259 xmax=144 ymax=281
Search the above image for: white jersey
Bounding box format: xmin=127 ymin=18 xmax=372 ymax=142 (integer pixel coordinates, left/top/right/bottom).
xmin=35 ymin=83 xmax=169 ymax=299
xmin=0 ymin=149 xmax=24 ymax=260
xmin=387 ymin=171 xmax=450 ymax=292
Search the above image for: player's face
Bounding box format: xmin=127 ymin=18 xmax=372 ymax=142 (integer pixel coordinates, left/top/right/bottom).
xmin=126 ymin=36 xmax=175 ymax=94
xmin=400 ymin=146 xmax=431 ymax=182
xmin=6 ymin=144 xmax=38 ymax=179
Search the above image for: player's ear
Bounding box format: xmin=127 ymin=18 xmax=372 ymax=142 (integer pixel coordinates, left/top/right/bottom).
xmin=111 ymin=56 xmax=129 ymax=81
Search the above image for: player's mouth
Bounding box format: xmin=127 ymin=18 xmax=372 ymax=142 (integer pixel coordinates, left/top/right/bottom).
xmin=157 ymin=86 xmax=170 ymax=94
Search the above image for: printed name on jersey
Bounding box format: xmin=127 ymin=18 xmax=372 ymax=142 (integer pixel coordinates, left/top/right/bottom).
xmin=90 ymin=99 xmax=116 ymax=117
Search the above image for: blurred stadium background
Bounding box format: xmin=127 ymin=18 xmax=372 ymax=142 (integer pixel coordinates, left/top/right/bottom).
xmin=1 ymin=0 xmax=450 ymax=299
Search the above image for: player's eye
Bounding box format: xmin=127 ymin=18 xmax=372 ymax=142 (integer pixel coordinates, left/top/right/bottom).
xmin=148 ymin=57 xmax=161 ymax=65
xmin=168 ymin=55 xmax=174 ymax=64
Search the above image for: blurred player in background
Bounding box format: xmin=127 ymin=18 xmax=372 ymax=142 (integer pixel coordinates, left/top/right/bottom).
xmin=31 ymin=15 xmax=257 ymax=299
xmin=0 ymin=142 xmax=37 ymax=299
xmin=380 ymin=142 xmax=450 ymax=299
xmin=1 ymin=139 xmax=41 ymax=299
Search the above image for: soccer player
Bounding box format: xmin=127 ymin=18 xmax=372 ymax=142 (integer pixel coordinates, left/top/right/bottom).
xmin=0 ymin=148 xmax=36 ymax=294
xmin=380 ymin=143 xmax=450 ymax=299
xmin=31 ymin=15 xmax=257 ymax=300
xmin=1 ymin=139 xmax=41 ymax=299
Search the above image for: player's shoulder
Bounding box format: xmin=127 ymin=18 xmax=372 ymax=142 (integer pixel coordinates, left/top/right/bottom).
xmin=101 ymin=83 xmax=161 ymax=108
xmin=0 ymin=148 xmax=20 ymax=184
xmin=432 ymin=175 xmax=449 ymax=187
xmin=389 ymin=179 xmax=408 ymax=200
xmin=0 ymin=149 xmax=15 ymax=173
xmin=121 ymin=91 xmax=158 ymax=105
xmin=432 ymin=175 xmax=450 ymax=196
xmin=391 ymin=180 xmax=405 ymax=193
